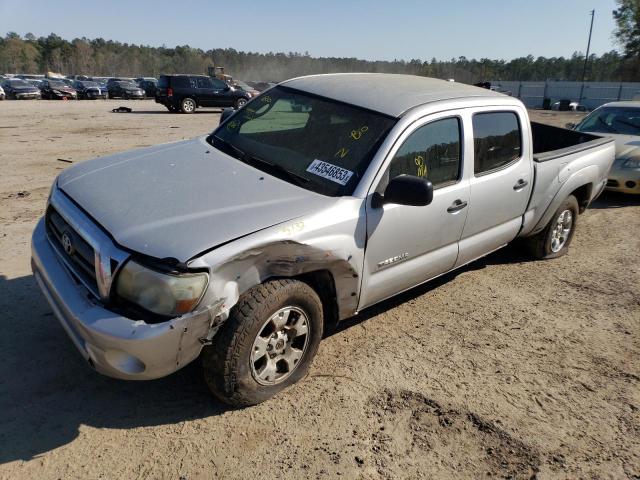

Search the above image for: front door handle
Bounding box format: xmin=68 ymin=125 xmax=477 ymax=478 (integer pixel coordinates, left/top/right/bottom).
xmin=513 ymin=179 xmax=529 ymax=190
xmin=447 ymin=199 xmax=468 ymax=213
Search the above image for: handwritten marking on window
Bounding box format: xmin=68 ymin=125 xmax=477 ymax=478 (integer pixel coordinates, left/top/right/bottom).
xmin=262 ymin=95 xmax=272 ymax=103
xmin=226 ymin=120 xmax=240 ymax=131
xmin=335 ymin=147 xmax=349 ymax=159
xmin=415 ymin=155 xmax=427 ymax=177
xmin=350 ymin=126 xmax=369 ymax=141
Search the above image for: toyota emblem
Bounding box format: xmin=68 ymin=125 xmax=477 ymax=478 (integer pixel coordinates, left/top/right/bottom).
xmin=61 ymin=231 xmax=74 ymax=255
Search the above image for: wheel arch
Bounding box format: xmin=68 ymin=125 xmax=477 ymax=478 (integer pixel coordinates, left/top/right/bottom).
xmin=528 ymin=165 xmax=600 ymax=236
xmin=197 ymin=241 xmax=359 ymax=336
xmin=571 ymin=183 xmax=593 ymax=213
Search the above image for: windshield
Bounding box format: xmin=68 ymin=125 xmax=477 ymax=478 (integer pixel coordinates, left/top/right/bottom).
xmin=7 ymin=79 xmax=30 ymax=87
xmin=208 ymin=86 xmax=396 ymax=196
xmin=49 ymin=81 xmax=66 ymax=88
xmin=576 ymin=107 xmax=640 ymax=136
xmin=117 ymin=81 xmax=136 ymax=88
xmin=80 ymin=81 xmax=98 ymax=87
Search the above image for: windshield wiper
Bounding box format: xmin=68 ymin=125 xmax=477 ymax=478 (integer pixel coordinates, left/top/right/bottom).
xmin=243 ymin=153 xmax=310 ymax=186
xmin=212 ymin=135 xmax=246 ymax=159
xmin=213 ymin=136 xmax=309 ymax=186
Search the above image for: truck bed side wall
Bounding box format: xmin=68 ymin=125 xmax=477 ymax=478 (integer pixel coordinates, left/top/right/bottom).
xmin=520 ymin=138 xmax=615 ymax=237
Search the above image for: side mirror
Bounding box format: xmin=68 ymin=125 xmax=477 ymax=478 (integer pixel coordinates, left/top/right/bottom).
xmin=220 ymin=107 xmax=235 ymax=125
xmin=565 ymin=122 xmax=576 ymax=130
xmin=373 ymin=175 xmax=434 ymax=208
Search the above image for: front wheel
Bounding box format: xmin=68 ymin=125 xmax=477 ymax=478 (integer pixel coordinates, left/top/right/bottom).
xmin=524 ymin=194 xmax=579 ymax=259
xmin=234 ymin=97 xmax=248 ymax=109
xmin=202 ymin=279 xmax=324 ymax=406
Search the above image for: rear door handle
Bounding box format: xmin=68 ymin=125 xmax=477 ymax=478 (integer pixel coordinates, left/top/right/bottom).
xmin=513 ymin=179 xmax=529 ymax=190
xmin=447 ymin=199 xmax=468 ymax=213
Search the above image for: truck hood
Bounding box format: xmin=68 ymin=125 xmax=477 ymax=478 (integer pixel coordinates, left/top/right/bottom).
xmin=57 ymin=136 xmax=335 ymax=262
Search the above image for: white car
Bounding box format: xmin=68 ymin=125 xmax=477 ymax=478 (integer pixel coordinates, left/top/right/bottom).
xmin=0 ymin=85 xmax=5 ymax=100
xmin=569 ymin=101 xmax=640 ymax=194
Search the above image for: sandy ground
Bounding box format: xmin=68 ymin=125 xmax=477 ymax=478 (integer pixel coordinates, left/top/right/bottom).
xmin=0 ymin=100 xmax=638 ymax=480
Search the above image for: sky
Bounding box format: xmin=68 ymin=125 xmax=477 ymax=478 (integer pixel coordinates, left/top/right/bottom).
xmin=0 ymin=0 xmax=620 ymax=61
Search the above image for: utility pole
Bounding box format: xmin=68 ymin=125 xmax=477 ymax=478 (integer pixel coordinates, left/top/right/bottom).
xmin=579 ymin=9 xmax=595 ymax=103
xmin=581 ymin=10 xmax=595 ymax=82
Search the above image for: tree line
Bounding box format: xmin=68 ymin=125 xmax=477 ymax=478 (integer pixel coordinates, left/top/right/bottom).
xmin=0 ymin=32 xmax=638 ymax=83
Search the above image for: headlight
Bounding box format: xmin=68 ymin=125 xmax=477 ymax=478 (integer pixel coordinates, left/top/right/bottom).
xmin=115 ymin=260 xmax=208 ymax=316
xmin=622 ymin=158 xmax=640 ymax=169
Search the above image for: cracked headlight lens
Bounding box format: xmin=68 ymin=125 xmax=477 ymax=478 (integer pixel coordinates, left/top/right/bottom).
xmin=115 ymin=260 xmax=208 ymax=316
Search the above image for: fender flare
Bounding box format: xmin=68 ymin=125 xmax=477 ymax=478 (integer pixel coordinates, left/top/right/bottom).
xmin=198 ymin=241 xmax=360 ymax=328
xmin=528 ymin=165 xmax=599 ymax=236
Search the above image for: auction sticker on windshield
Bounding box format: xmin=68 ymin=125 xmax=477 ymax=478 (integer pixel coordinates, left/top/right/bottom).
xmin=306 ymin=159 xmax=354 ymax=186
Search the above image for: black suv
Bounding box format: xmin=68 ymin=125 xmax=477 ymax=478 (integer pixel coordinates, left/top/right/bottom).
xmin=155 ymin=74 xmax=251 ymax=113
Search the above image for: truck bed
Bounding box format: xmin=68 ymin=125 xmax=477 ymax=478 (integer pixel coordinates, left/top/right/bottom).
xmin=520 ymin=122 xmax=616 ymax=237
xmin=531 ymin=121 xmax=611 ymax=162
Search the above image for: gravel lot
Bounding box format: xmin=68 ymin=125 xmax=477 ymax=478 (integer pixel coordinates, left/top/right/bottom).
xmin=0 ymin=99 xmax=638 ymax=480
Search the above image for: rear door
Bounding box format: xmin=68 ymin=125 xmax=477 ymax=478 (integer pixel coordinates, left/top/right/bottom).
xmin=456 ymin=108 xmax=533 ymax=267
xmin=359 ymin=112 xmax=471 ymax=309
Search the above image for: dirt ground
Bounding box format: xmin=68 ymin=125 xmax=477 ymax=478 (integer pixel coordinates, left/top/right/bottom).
xmin=0 ymin=100 xmax=638 ymax=480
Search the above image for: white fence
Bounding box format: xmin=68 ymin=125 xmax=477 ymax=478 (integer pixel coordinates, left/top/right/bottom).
xmin=490 ymin=81 xmax=640 ymax=109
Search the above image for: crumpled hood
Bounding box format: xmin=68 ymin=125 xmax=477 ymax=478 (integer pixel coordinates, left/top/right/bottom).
xmin=57 ymin=136 xmax=335 ymax=262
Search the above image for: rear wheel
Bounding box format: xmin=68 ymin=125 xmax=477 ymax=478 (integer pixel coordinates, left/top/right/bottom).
xmin=202 ymin=279 xmax=324 ymax=407
xmin=525 ymin=195 xmax=579 ymax=259
xmin=180 ymin=97 xmax=196 ymax=113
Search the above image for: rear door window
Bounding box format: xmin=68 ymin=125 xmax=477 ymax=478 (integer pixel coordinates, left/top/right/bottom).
xmin=472 ymin=112 xmax=522 ymax=175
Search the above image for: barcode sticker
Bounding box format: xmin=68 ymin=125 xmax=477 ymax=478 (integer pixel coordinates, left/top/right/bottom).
xmin=305 ymin=159 xmax=354 ymax=186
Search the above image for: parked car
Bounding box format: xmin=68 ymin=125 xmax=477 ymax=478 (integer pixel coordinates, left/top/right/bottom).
xmin=1 ymin=78 xmax=41 ymax=99
xmin=552 ymin=101 xmax=587 ymax=112
xmin=73 ymin=80 xmax=107 ymax=100
xmin=567 ymin=101 xmax=640 ymax=194
xmin=107 ymin=81 xmax=145 ymax=99
xmin=248 ymin=81 xmax=276 ymax=92
xmin=32 ymin=74 xmax=614 ymax=407
xmin=135 ymin=77 xmax=158 ymax=97
xmin=0 ymin=85 xmax=4 ymax=100
xmin=232 ymin=80 xmax=260 ymax=98
xmin=40 ymin=79 xmax=78 ymax=100
xmin=25 ymin=79 xmax=44 ymax=90
xmin=155 ymin=74 xmax=251 ymax=113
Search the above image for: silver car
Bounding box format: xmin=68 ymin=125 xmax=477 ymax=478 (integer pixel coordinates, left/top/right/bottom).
xmin=32 ymin=74 xmax=615 ymax=405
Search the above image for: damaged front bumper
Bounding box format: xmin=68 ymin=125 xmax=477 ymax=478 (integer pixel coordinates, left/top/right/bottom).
xmin=31 ymin=218 xmax=212 ymax=380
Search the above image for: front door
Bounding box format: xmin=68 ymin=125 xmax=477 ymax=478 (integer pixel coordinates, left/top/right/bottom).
xmin=359 ymin=114 xmax=470 ymax=309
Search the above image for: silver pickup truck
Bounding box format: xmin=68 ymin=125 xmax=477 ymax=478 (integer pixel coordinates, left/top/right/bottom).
xmin=32 ymin=74 xmax=615 ymax=406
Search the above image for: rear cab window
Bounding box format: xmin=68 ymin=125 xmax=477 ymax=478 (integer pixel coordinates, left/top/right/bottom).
xmin=472 ymin=112 xmax=522 ymax=175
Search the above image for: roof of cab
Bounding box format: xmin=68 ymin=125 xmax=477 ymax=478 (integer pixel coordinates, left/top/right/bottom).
xmin=281 ymin=73 xmax=505 ymax=117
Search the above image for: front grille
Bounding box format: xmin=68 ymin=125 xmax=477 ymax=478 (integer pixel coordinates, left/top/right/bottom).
xmin=45 ymin=205 xmax=100 ymax=297
xmin=606 ymin=179 xmax=619 ymax=188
